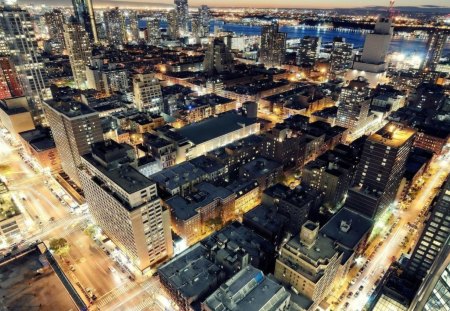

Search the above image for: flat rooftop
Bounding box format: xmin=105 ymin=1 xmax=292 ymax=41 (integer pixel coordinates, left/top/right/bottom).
xmin=204 ymin=265 xmax=289 ymax=311
xmin=176 ymin=112 xmax=258 ymax=145
xmin=45 ymin=99 xmax=98 ymax=118
xmin=0 ymin=247 xmax=77 ymax=311
xmin=0 ymin=193 xmax=21 ymax=222
xmin=83 ymin=154 xmax=153 ymax=195
xmin=320 ymin=207 xmax=373 ymax=250
xmin=150 ymin=161 xmax=206 ymax=192
xmin=166 ymin=182 xmax=234 ymax=221
xmin=369 ymin=123 xmax=416 ymax=148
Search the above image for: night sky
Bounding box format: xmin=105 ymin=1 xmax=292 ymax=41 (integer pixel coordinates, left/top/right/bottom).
xmin=17 ymin=0 xmax=450 ymax=9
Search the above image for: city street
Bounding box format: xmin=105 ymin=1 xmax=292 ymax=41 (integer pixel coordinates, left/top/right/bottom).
xmin=0 ymin=132 xmax=174 ymax=310
xmin=331 ymin=149 xmax=450 ymax=311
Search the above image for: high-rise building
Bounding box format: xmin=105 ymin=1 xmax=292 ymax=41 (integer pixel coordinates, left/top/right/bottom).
xmin=146 ymin=18 xmax=161 ymax=46
xmin=346 ymin=123 xmax=416 ymax=219
xmin=63 ymin=17 xmax=92 ymax=89
xmin=422 ymin=30 xmax=449 ymax=72
xmin=133 ymin=72 xmax=163 ymax=113
xmin=296 ymin=36 xmax=321 ymax=67
xmin=274 ymin=221 xmax=342 ymax=309
xmin=44 ymin=9 xmax=66 ymax=46
xmin=127 ymin=10 xmax=139 ymax=42
xmin=260 ymin=22 xmax=287 ymax=68
xmin=407 ymin=178 xmax=450 ymax=280
xmin=167 ymin=9 xmax=179 ymax=40
xmin=103 ymin=7 xmax=125 ymax=47
xmin=174 ymin=0 xmax=189 ymax=34
xmin=353 ymin=17 xmax=393 ymax=73
xmin=409 ymin=237 xmax=450 ymax=311
xmin=203 ymin=38 xmax=234 ymax=74
xmin=330 ymin=37 xmax=354 ymax=74
xmin=43 ymin=100 xmax=103 ymax=187
xmin=0 ymin=56 xmax=23 ymax=100
xmin=72 ymin=0 xmax=98 ymax=43
xmin=0 ymin=5 xmax=49 ymax=121
xmin=198 ymin=5 xmax=210 ymax=38
xmin=336 ymin=77 xmax=372 ymax=135
xmin=79 ymin=140 xmax=173 ymax=272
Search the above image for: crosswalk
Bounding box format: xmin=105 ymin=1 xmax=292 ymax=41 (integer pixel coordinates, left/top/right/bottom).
xmin=126 ymin=299 xmax=160 ymax=311
xmin=95 ymin=281 xmax=139 ymax=308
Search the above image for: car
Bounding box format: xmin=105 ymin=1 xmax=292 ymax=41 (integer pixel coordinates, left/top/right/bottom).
xmin=70 ymin=265 xmax=76 ymax=272
xmin=347 ymin=292 xmax=353 ymax=298
xmin=109 ymin=267 xmax=116 ymax=273
xmin=354 ymin=291 xmax=360 ymax=298
xmin=359 ymin=285 xmax=364 ymax=291
xmin=344 ymin=302 xmax=350 ymax=308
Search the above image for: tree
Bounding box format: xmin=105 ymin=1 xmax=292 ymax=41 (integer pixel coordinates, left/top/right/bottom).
xmin=49 ymin=238 xmax=69 ymax=257
xmin=84 ymin=224 xmax=97 ymax=239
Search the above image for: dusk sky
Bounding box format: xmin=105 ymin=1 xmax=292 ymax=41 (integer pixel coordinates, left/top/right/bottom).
xmin=18 ymin=0 xmax=450 ymax=9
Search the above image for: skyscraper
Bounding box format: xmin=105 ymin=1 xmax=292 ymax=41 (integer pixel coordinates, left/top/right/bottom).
xmin=174 ymin=0 xmax=189 ymax=34
xmin=0 ymin=5 xmax=49 ymax=121
xmin=147 ymin=18 xmax=161 ymax=46
xmin=133 ymin=72 xmax=163 ymax=113
xmin=260 ymin=22 xmax=287 ymax=68
xmin=72 ymin=0 xmax=98 ymax=43
xmin=346 ymin=122 xmax=415 ymax=219
xmin=422 ymin=30 xmax=448 ymax=72
xmin=336 ymin=77 xmax=371 ymax=135
xmin=198 ymin=5 xmax=210 ymax=38
xmin=0 ymin=56 xmax=23 ymax=100
xmin=167 ymin=9 xmax=179 ymax=40
xmin=44 ymin=9 xmax=66 ymax=46
xmin=79 ymin=140 xmax=173 ymax=272
xmin=352 ymin=17 xmax=393 ymax=73
xmin=296 ymin=36 xmax=321 ymax=67
xmin=127 ymin=10 xmax=139 ymax=42
xmin=43 ymin=100 xmax=103 ymax=187
xmin=330 ymin=37 xmax=354 ymax=74
xmin=407 ymin=178 xmax=450 ymax=280
xmin=409 ymin=237 xmax=450 ymax=311
xmin=203 ymin=38 xmax=234 ymax=74
xmin=63 ymin=17 xmax=92 ymax=89
xmin=103 ymin=7 xmax=126 ymax=47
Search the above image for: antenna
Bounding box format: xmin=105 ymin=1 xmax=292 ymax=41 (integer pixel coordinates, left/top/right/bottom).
xmin=389 ymin=0 xmax=395 ymax=19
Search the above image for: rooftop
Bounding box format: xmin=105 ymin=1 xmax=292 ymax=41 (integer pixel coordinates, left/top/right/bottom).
xmin=44 ymin=100 xmax=98 ymax=118
xmin=166 ymin=182 xmax=234 ymax=221
xmin=150 ymin=161 xmax=207 ymax=193
xmin=369 ymin=123 xmax=416 ymax=148
xmin=19 ymin=128 xmax=55 ymax=152
xmin=176 ymin=112 xmax=258 ymax=145
xmin=203 ymin=265 xmax=289 ymax=311
xmin=0 ymin=193 xmax=21 ymax=222
xmin=241 ymin=158 xmax=282 ymax=178
xmin=320 ymin=207 xmax=373 ymax=250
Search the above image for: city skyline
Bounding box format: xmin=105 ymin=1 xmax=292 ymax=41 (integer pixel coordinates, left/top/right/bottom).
xmin=17 ymin=0 xmax=450 ymax=9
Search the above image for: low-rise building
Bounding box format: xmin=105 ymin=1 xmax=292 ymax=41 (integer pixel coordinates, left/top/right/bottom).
xmin=239 ymin=158 xmax=283 ymax=191
xmin=202 ymin=265 xmax=291 ymax=311
xmin=165 ymin=182 xmax=236 ymax=245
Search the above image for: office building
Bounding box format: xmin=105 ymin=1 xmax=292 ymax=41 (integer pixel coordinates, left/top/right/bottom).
xmin=0 ymin=6 xmax=49 ymax=120
xmin=42 ymin=100 xmax=103 ymax=187
xmin=133 ymin=72 xmax=163 ymax=113
xmin=127 ymin=10 xmax=139 ymax=42
xmin=330 ymin=37 xmax=354 ymax=74
xmin=167 ymin=9 xmax=179 ymax=40
xmin=353 ymin=17 xmax=393 ymax=73
xmin=336 ymin=77 xmax=371 ymax=135
xmin=147 ymin=18 xmax=161 ymax=46
xmin=0 ymin=56 xmax=23 ymax=100
xmin=72 ymin=0 xmax=98 ymax=43
xmin=103 ymin=7 xmax=125 ymax=47
xmin=260 ymin=22 xmax=287 ymax=68
xmin=409 ymin=238 xmax=450 ymax=311
xmin=198 ymin=5 xmax=210 ymax=38
xmin=79 ymin=140 xmax=173 ymax=272
xmin=0 ymin=97 xmax=35 ymax=140
xmin=407 ymin=178 xmax=450 ymax=280
xmin=274 ymin=221 xmax=343 ymax=309
xmin=203 ymin=38 xmax=235 ymax=74
xmin=174 ymin=0 xmax=189 ymax=34
xmin=63 ymin=17 xmax=92 ymax=89
xmin=422 ymin=30 xmax=448 ymax=71
xmin=202 ymin=265 xmax=291 ymax=311
xmin=296 ymin=36 xmax=321 ymax=67
xmin=44 ymin=9 xmax=65 ymax=46
xmin=346 ymin=123 xmax=415 ymax=218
